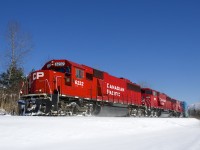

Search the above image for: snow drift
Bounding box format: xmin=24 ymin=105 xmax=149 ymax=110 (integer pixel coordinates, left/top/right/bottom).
xmin=0 ymin=116 xmax=199 ymax=150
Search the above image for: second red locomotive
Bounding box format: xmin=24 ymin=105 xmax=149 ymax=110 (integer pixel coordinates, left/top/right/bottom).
xmin=19 ymin=59 xmax=184 ymax=117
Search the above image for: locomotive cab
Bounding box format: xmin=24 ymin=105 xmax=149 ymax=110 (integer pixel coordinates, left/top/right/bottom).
xmin=141 ymin=88 xmax=158 ymax=108
xmin=19 ymin=60 xmax=93 ymax=115
xmin=141 ymin=88 xmax=161 ymax=116
xmin=44 ymin=60 xmax=72 ymax=87
xmin=26 ymin=60 xmax=73 ymax=95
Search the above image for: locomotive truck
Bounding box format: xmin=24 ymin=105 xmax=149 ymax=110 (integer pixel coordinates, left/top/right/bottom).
xmin=18 ymin=59 xmax=184 ymax=117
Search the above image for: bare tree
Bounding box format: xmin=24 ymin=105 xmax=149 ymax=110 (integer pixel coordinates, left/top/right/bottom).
xmin=0 ymin=21 xmax=33 ymax=115
xmin=5 ymin=21 xmax=33 ymax=82
xmin=137 ymin=81 xmax=152 ymax=88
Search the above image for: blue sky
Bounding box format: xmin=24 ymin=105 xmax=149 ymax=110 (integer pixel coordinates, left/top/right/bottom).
xmin=0 ymin=0 xmax=200 ymax=104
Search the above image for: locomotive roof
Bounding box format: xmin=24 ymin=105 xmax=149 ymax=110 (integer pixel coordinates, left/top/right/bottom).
xmin=42 ymin=59 xmax=85 ymax=70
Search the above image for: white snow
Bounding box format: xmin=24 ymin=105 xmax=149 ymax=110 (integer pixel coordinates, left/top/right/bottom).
xmin=0 ymin=116 xmax=200 ymax=150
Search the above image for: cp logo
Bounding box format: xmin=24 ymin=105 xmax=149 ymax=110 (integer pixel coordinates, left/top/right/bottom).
xmin=33 ymin=72 xmax=44 ymax=80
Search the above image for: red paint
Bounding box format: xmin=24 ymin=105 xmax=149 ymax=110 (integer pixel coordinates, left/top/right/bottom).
xmin=21 ymin=59 xmax=183 ymax=113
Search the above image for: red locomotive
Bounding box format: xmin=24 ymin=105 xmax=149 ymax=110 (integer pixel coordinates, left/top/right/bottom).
xmin=19 ymin=59 xmax=184 ymax=117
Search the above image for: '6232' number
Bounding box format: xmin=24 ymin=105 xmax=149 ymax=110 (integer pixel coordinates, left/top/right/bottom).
xmin=75 ymin=80 xmax=84 ymax=86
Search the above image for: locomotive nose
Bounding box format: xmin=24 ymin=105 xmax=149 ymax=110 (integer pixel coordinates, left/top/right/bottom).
xmin=28 ymin=71 xmax=46 ymax=94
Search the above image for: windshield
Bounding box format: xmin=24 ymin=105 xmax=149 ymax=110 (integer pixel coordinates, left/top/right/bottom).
xmin=144 ymin=90 xmax=152 ymax=95
xmin=50 ymin=66 xmax=71 ymax=74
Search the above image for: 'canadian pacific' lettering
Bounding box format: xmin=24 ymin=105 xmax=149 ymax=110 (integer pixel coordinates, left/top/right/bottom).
xmin=107 ymin=83 xmax=124 ymax=92
xmin=106 ymin=83 xmax=124 ymax=97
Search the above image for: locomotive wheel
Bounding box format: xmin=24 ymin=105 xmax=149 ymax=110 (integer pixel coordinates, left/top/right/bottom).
xmin=150 ymin=110 xmax=154 ymax=117
xmin=92 ymin=104 xmax=101 ymax=116
xmin=71 ymin=105 xmax=78 ymax=116
xmin=38 ymin=99 xmax=52 ymax=115
xmin=137 ymin=109 xmax=144 ymax=117
xmin=157 ymin=110 xmax=162 ymax=117
xmin=130 ymin=108 xmax=137 ymax=117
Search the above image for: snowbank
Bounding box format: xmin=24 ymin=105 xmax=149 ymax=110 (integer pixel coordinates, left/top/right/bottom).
xmin=0 ymin=108 xmax=6 ymax=115
xmin=0 ymin=116 xmax=199 ymax=150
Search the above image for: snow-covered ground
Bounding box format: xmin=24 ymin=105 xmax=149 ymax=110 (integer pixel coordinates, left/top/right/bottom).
xmin=0 ymin=116 xmax=200 ymax=150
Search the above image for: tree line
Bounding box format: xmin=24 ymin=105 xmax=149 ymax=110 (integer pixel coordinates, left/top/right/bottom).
xmin=0 ymin=21 xmax=32 ymax=115
xmin=188 ymin=104 xmax=200 ymax=119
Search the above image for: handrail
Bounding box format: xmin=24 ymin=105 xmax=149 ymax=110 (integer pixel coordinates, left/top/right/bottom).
xmin=45 ymin=79 xmax=52 ymax=94
xmin=55 ymin=76 xmax=62 ymax=93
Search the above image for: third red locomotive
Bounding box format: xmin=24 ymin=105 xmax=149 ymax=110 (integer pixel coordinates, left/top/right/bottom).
xmin=19 ymin=59 xmax=185 ymax=117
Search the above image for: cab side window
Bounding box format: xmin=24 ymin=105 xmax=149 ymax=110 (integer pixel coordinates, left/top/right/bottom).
xmin=66 ymin=66 xmax=71 ymax=74
xmin=75 ymin=68 xmax=84 ymax=79
xmin=153 ymin=91 xmax=157 ymax=96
